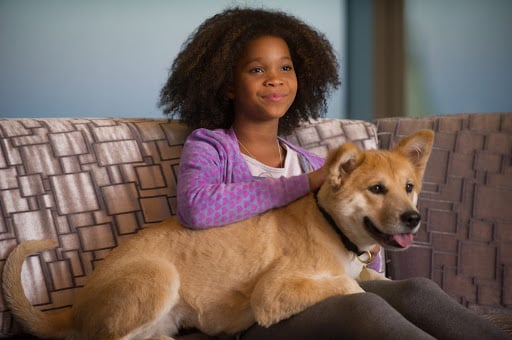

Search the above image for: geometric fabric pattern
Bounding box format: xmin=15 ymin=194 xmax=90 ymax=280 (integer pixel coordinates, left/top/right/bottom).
xmin=0 ymin=117 xmax=377 ymax=336
xmin=286 ymin=118 xmax=378 ymax=158
xmin=0 ymin=118 xmax=191 ymax=335
xmin=376 ymin=113 xmax=512 ymax=315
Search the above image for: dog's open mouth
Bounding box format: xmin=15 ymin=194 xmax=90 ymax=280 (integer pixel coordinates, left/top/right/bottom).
xmin=363 ymin=217 xmax=414 ymax=249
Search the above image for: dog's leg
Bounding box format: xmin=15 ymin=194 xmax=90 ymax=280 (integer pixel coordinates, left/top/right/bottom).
xmin=251 ymin=269 xmax=364 ymax=327
xmin=74 ymin=258 xmax=181 ymax=339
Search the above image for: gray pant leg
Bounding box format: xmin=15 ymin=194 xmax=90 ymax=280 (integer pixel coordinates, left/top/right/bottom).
xmin=240 ymin=291 xmax=434 ymax=340
xmin=361 ymin=278 xmax=509 ymax=340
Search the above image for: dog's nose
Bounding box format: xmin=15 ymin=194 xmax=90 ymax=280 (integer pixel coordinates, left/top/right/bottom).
xmin=401 ymin=211 xmax=421 ymax=229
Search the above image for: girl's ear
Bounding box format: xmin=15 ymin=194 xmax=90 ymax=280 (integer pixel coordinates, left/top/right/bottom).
xmin=226 ymin=84 xmax=235 ymax=100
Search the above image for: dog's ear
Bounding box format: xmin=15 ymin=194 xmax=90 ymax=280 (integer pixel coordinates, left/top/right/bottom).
xmin=393 ymin=130 xmax=434 ymax=180
xmin=326 ymin=143 xmax=364 ymax=189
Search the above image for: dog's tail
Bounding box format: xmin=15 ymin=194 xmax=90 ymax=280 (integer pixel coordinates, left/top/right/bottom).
xmin=2 ymin=239 xmax=73 ymax=339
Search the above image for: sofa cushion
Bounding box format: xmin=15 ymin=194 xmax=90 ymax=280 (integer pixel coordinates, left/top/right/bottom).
xmin=285 ymin=118 xmax=378 ymax=158
xmin=0 ymin=117 xmax=378 ymax=336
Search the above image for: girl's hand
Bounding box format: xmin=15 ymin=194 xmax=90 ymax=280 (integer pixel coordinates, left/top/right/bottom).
xmin=307 ymin=166 xmax=328 ymax=191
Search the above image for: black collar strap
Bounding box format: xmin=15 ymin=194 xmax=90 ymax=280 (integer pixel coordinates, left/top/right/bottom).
xmin=313 ymin=192 xmax=373 ymax=265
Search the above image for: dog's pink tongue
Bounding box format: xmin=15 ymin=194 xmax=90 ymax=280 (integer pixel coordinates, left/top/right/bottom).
xmin=392 ymin=233 xmax=414 ymax=248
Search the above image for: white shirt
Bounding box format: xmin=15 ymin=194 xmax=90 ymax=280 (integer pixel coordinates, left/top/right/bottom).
xmin=243 ymin=143 xmax=303 ymax=178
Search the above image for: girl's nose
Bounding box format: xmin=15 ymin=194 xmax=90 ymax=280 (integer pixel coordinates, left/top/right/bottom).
xmin=264 ymin=71 xmax=284 ymax=87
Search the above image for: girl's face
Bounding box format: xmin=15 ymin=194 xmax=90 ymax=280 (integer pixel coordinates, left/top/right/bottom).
xmin=228 ymin=35 xmax=297 ymax=125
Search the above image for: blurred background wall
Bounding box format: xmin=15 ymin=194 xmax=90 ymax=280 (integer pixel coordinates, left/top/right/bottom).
xmin=1 ymin=0 xmax=511 ymax=120
xmin=404 ymin=0 xmax=512 ymax=117
xmin=0 ymin=0 xmax=346 ymax=119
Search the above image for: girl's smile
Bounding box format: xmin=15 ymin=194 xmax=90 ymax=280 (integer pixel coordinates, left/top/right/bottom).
xmin=263 ymin=93 xmax=288 ymax=102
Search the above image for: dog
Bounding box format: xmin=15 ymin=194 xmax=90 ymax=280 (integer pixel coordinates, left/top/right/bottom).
xmin=3 ymin=130 xmax=434 ymax=339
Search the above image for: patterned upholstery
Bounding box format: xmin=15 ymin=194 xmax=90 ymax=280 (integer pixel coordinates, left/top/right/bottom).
xmin=0 ymin=118 xmax=190 ymax=334
xmin=376 ymin=113 xmax=512 ymax=315
xmin=0 ymin=117 xmax=378 ymax=336
xmin=285 ymin=118 xmax=378 ymax=157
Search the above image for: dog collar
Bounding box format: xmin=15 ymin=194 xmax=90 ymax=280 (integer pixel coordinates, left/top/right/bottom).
xmin=314 ymin=192 xmax=373 ymax=265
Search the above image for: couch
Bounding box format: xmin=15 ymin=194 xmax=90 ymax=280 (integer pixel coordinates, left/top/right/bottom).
xmin=0 ymin=113 xmax=511 ymax=338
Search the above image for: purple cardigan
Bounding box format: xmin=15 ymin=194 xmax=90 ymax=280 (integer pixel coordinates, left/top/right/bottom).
xmin=177 ymin=128 xmax=324 ymax=228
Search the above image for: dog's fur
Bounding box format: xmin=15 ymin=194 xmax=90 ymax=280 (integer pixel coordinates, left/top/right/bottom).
xmin=3 ymin=130 xmax=434 ymax=339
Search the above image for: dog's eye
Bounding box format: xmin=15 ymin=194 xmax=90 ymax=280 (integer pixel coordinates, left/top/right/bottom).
xmin=406 ymin=183 xmax=414 ymax=193
xmin=369 ymin=184 xmax=387 ymax=195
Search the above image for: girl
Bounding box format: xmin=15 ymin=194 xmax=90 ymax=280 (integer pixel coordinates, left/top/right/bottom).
xmin=159 ymin=7 xmax=508 ymax=339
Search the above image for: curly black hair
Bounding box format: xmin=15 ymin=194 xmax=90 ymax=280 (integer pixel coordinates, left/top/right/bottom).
xmin=159 ymin=7 xmax=340 ymax=135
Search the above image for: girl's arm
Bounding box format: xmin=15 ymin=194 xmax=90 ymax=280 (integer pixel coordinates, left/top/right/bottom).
xmin=177 ymin=130 xmax=315 ymax=228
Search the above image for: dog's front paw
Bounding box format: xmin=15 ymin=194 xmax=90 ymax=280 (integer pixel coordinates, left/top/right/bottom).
xmin=252 ymin=274 xmax=365 ymax=327
xmin=358 ymin=267 xmax=389 ymax=281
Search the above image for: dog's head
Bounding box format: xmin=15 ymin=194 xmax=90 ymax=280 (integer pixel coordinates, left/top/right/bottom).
xmin=317 ymin=130 xmax=434 ymax=252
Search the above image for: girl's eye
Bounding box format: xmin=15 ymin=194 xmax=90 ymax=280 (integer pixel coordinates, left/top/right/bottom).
xmin=281 ymin=65 xmax=293 ymax=71
xmin=250 ymin=67 xmax=264 ymax=73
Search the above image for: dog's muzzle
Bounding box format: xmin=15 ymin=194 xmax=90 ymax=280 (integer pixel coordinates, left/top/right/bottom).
xmin=363 ymin=213 xmax=420 ymax=249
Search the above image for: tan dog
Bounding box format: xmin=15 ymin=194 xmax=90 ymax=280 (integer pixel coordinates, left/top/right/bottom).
xmin=3 ymin=130 xmax=434 ymax=339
